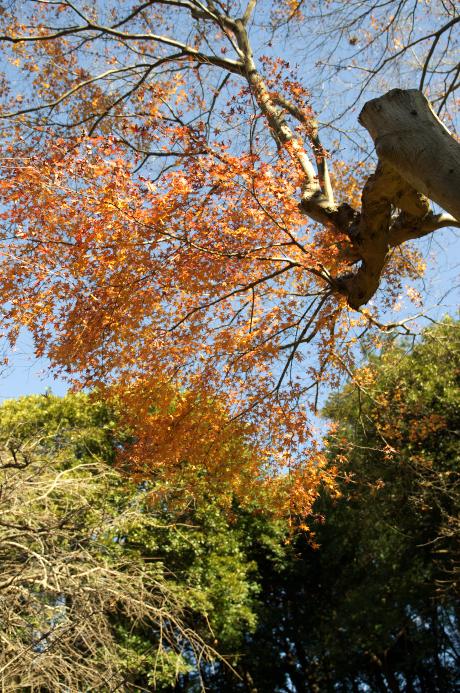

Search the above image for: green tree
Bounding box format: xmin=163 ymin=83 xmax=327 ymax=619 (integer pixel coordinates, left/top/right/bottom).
xmin=0 ymin=1 xmax=459 ymax=518
xmin=1 ymin=325 xmax=458 ymax=691
xmin=202 ymin=318 xmax=459 ymax=692
xmin=0 ymin=393 xmax=263 ymax=691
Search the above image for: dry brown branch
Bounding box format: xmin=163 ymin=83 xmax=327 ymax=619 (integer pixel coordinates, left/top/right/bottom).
xmin=0 ymin=436 xmax=218 ymax=691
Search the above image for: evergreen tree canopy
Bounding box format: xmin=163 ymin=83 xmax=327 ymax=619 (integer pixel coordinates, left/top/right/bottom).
xmin=203 ymin=319 xmax=459 ymax=692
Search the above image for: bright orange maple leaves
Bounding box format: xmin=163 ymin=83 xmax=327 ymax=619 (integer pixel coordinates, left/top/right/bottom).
xmin=0 ymin=0 xmax=431 ymax=517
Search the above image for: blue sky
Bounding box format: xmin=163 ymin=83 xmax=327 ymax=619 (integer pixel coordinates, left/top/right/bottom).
xmin=0 ymin=329 xmax=68 ymax=402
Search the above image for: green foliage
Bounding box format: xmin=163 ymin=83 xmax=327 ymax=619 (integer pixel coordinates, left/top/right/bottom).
xmin=2 ymin=319 xmax=458 ymax=691
xmin=0 ymin=390 xmax=116 ymax=458
xmin=324 ymin=317 xmax=459 ymax=595
xmin=0 ymin=393 xmax=264 ymax=691
xmin=202 ymin=318 xmax=460 ymax=692
xmin=154 ymin=503 xmax=259 ymax=645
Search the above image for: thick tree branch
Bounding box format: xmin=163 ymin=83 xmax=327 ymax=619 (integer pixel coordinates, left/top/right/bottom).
xmin=1 ymin=5 xmax=458 ymax=318
xmin=360 ymin=89 xmax=460 ymax=221
xmin=272 ymin=93 xmax=335 ymax=206
xmin=338 ymin=89 xmax=460 ymax=309
xmin=0 ymin=19 xmax=244 ymax=75
xmin=231 ymin=20 xmax=346 ymax=230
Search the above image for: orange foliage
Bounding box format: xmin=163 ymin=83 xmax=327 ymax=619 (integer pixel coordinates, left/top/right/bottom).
xmin=0 ymin=0 xmax=437 ymax=518
xmin=0 ymin=135 xmax=342 ymax=514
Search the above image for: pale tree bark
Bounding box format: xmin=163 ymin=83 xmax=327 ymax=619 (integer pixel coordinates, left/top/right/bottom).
xmin=334 ymin=89 xmax=460 ymax=309
xmin=360 ymin=89 xmax=460 ymax=221
xmin=228 ymin=27 xmax=460 ymax=311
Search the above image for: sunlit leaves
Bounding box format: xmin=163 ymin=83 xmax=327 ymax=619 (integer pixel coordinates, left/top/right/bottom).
xmin=0 ymin=0 xmax=452 ymax=515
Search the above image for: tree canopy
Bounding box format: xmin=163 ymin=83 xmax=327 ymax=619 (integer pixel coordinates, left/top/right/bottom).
xmin=0 ymin=1 xmax=458 ymax=508
xmin=199 ymin=318 xmax=460 ymax=692
xmin=2 ymin=319 xmax=457 ymax=691
xmin=0 ymin=392 xmax=269 ymax=690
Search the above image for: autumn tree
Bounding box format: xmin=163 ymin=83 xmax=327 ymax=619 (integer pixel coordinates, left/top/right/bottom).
xmin=0 ymin=1 xmax=458 ymax=509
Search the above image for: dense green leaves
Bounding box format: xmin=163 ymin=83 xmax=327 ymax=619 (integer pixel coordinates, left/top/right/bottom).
xmin=325 ymin=317 xmax=459 ymax=598
xmin=201 ymin=319 xmax=459 ymax=692
xmin=0 ymin=393 xmax=263 ymax=690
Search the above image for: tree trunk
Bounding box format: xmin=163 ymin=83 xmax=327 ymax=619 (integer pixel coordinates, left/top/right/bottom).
xmin=359 ymin=89 xmax=460 ymax=222
xmin=339 ymin=89 xmax=460 ymax=309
